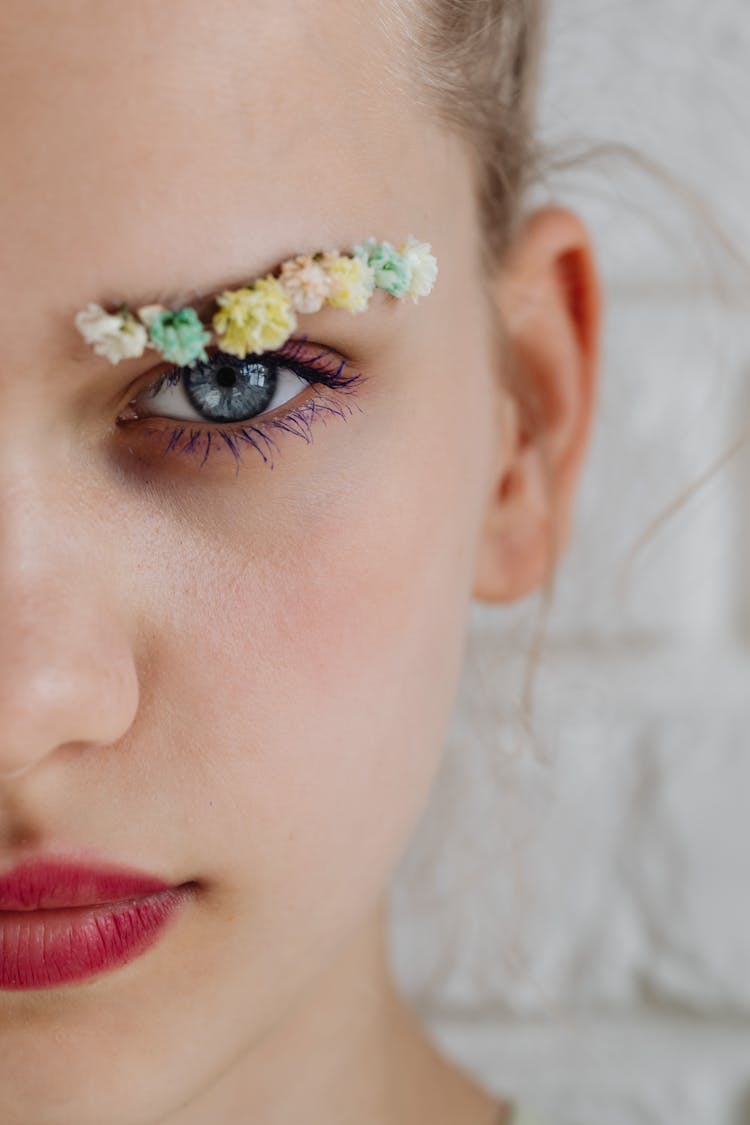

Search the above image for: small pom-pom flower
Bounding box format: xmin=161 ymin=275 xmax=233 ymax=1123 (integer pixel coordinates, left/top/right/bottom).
xmin=75 ymin=303 xmax=148 ymax=365
xmin=138 ymin=306 xmax=212 ymax=366
xmin=279 ymin=255 xmax=331 ymax=315
xmin=212 ymin=276 xmax=298 ymax=358
xmin=353 ymin=238 xmax=411 ymax=298
xmin=321 ymin=254 xmax=375 ymax=313
xmin=137 ymin=304 xmax=168 ymax=327
xmin=398 ymin=236 xmax=438 ymax=302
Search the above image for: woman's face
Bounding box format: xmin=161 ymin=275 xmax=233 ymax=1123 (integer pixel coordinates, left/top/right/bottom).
xmin=0 ymin=1 xmax=506 ymax=1121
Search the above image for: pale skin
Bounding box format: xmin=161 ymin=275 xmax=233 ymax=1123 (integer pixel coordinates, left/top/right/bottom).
xmin=0 ymin=2 xmax=601 ymax=1124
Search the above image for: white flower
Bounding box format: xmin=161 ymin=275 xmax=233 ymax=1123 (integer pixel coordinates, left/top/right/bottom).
xmin=136 ymin=303 xmax=168 ymax=327
xmin=278 ymin=256 xmax=331 ymax=315
xmin=75 ymin=302 xmax=148 ymax=364
xmin=398 ymin=236 xmax=438 ymax=302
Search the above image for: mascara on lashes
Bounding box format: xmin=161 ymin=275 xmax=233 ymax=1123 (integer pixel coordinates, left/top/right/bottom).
xmin=116 ymin=339 xmax=366 ymax=474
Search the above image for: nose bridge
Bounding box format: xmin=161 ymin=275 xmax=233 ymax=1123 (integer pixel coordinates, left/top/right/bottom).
xmin=0 ymin=467 xmax=139 ymax=779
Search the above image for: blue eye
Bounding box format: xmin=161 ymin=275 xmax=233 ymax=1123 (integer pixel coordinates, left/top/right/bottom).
xmin=118 ymin=338 xmax=365 ymax=473
xmin=143 ymin=353 xmax=309 ymax=425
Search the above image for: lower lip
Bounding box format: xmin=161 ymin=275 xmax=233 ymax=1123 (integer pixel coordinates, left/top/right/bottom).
xmin=0 ymin=886 xmax=195 ymax=990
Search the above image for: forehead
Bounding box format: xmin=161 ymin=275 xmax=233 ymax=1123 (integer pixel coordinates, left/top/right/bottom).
xmin=0 ymin=0 xmax=461 ymax=355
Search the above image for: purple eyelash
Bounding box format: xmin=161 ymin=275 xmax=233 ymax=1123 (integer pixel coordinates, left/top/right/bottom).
xmin=119 ymin=336 xmax=366 ymax=476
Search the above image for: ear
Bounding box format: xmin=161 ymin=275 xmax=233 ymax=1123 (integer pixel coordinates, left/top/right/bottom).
xmin=472 ymin=205 xmax=603 ymax=604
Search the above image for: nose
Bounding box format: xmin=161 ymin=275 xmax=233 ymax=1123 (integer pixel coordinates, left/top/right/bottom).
xmin=0 ymin=596 xmax=139 ymax=780
xmin=0 ymin=492 xmax=139 ymax=781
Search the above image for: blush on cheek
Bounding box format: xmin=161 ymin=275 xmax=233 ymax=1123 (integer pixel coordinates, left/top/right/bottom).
xmin=184 ymin=319 xmax=492 ymax=896
xmin=250 ymin=437 xmax=479 ymax=831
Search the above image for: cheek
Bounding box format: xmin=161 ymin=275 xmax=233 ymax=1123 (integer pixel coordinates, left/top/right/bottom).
xmin=129 ymin=323 xmax=495 ymax=973
xmin=176 ymin=409 xmax=483 ymax=880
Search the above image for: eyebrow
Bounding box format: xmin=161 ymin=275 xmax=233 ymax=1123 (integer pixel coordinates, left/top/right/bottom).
xmin=113 ymin=260 xmax=394 ymax=333
xmin=67 ymin=268 xmax=258 ymax=367
xmin=116 ymin=242 xmax=348 ymax=321
xmin=70 ymin=249 xmax=396 ymax=369
xmin=128 ymin=274 xmax=267 ymax=321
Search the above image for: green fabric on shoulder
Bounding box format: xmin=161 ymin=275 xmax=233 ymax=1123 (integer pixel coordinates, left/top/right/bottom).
xmin=509 ymin=1104 xmax=549 ymax=1125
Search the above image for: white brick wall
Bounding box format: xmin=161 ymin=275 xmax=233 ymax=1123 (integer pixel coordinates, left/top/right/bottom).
xmin=387 ymin=3 xmax=750 ymax=1123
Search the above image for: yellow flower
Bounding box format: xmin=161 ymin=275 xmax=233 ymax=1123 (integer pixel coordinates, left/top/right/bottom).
xmin=322 ymin=255 xmax=375 ymax=313
xmin=212 ymin=276 xmax=297 ymax=357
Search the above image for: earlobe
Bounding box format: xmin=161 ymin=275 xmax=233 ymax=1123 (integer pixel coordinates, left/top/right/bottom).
xmin=471 ymin=205 xmax=603 ymax=604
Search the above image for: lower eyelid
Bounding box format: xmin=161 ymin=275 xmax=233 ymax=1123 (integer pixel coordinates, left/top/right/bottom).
xmin=115 ymin=368 xmax=365 ymax=473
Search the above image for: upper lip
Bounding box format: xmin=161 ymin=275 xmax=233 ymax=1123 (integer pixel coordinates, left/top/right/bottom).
xmin=0 ymin=857 xmax=176 ymax=911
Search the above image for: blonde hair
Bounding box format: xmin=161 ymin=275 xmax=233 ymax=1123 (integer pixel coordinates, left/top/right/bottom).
xmin=382 ymin=0 xmax=750 ymax=730
xmin=388 ymin=0 xmax=547 ymax=268
xmin=381 ymin=0 xmax=556 ymax=725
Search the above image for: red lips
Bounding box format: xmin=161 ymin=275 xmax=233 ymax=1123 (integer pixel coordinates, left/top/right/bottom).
xmin=0 ymin=856 xmax=196 ymax=989
xmin=0 ymin=856 xmax=174 ymax=910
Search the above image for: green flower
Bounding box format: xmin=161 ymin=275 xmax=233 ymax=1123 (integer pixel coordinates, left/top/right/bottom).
xmin=353 ymin=238 xmax=411 ymax=298
xmin=140 ymin=306 xmax=212 ymax=366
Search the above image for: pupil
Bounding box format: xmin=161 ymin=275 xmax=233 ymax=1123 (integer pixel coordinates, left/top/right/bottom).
xmin=217 ymin=367 xmax=236 ymax=388
xmin=183 ymin=353 xmax=278 ymax=424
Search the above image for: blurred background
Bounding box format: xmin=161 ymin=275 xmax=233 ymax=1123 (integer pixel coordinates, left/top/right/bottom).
xmin=387 ymin=2 xmax=750 ymax=1123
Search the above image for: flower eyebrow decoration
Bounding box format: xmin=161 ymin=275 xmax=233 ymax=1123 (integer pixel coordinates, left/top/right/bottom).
xmin=75 ymin=235 xmax=438 ymax=367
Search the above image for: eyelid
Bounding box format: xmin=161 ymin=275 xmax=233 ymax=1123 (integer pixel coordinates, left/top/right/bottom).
xmin=116 ymin=338 xmax=318 ymax=422
xmin=112 ymin=337 xmax=366 ymax=473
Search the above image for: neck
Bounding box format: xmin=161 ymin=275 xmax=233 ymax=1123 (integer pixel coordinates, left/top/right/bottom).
xmin=161 ymin=897 xmax=505 ymax=1125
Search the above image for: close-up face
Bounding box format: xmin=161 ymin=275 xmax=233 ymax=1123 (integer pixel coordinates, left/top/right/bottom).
xmin=0 ymin=2 xmax=522 ymax=1122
